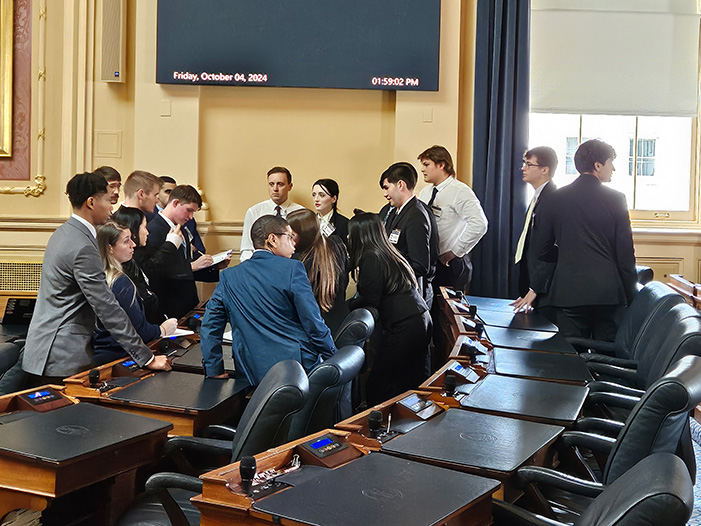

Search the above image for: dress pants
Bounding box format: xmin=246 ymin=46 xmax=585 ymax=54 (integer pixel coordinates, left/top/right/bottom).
xmin=365 ymin=311 xmax=431 ymax=407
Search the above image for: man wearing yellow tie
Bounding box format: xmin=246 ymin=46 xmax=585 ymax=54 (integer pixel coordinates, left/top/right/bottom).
xmin=511 ymin=147 xmax=557 ymax=313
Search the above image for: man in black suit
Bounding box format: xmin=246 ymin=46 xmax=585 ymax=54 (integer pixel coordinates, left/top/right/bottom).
xmin=142 ymin=185 xmax=216 ymax=318
xmin=379 ymin=162 xmax=438 ymax=307
xmin=528 ymin=139 xmax=637 ymax=340
xmin=511 ymin=146 xmax=558 ymax=313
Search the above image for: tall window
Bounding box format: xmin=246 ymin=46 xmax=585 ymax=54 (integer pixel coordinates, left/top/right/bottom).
xmin=529 ymin=114 xmax=694 ymax=221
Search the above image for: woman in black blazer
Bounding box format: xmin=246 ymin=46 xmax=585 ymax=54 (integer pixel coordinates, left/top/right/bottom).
xmin=312 ymin=178 xmax=349 ymax=247
xmin=347 ymin=213 xmax=430 ymax=406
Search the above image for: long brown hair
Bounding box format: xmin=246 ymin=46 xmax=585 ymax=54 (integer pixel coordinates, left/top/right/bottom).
xmin=287 ymin=209 xmax=340 ymax=312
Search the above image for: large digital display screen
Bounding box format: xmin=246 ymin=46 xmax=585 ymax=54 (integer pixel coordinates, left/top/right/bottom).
xmin=157 ymin=0 xmax=441 ymax=91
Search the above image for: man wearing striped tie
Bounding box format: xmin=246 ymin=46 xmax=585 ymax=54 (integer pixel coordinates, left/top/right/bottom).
xmin=417 ymin=146 xmax=488 ymax=294
xmin=511 ymin=146 xmax=558 ymax=313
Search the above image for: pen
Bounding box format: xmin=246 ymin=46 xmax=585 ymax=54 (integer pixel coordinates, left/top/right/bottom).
xmin=386 ymin=414 xmax=391 ymax=434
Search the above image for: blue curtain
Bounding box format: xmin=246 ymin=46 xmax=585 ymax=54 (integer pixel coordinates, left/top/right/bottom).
xmin=470 ymin=0 xmax=530 ymax=299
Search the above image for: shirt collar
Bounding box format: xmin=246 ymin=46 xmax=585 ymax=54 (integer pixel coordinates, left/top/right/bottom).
xmin=533 ymin=180 xmax=550 ymax=201
xmin=396 ymin=194 xmax=415 ymax=216
xmin=319 ymin=210 xmax=334 ymax=223
xmin=434 ymin=176 xmax=453 ymax=191
xmin=158 ymin=210 xmax=177 ymax=229
xmin=71 ymin=213 xmax=97 ymax=238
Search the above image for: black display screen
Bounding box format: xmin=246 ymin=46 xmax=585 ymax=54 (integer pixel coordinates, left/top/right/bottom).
xmin=157 ymin=0 xmax=441 ymax=91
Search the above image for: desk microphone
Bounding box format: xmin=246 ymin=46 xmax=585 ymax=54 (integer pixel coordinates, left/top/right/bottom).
xmin=158 ymin=339 xmax=172 ymax=354
xmin=187 ymin=314 xmax=202 ymax=333
xmin=240 ymin=456 xmax=256 ymax=497
xmin=444 ymin=373 xmax=457 ymax=397
xmin=88 ymin=369 xmax=100 ymax=389
xmin=368 ymin=410 xmax=383 ymax=438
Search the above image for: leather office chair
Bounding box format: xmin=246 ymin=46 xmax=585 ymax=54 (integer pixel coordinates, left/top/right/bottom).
xmin=333 ymin=308 xmax=375 ymax=413
xmin=635 ymin=265 xmax=654 ymax=286
xmin=287 ymin=345 xmax=365 ymax=441
xmin=493 ymin=453 xmax=693 ymax=526
xmin=568 ymin=281 xmax=683 ymax=363
xmin=586 ymin=303 xmax=701 ymax=393
xmin=515 ymin=355 xmax=701 ymax=522
xmin=116 ymin=359 xmax=309 ymax=526
xmin=333 ymin=308 xmax=375 ymax=348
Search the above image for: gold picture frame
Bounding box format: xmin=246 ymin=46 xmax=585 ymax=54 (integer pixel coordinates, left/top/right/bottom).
xmin=0 ymin=0 xmax=12 ymax=157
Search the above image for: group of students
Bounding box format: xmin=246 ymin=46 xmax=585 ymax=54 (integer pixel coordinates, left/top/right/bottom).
xmin=199 ymin=146 xmax=488 ymax=405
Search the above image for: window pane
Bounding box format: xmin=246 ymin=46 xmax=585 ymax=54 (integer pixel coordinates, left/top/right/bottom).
xmin=634 ymin=117 xmax=692 ymax=211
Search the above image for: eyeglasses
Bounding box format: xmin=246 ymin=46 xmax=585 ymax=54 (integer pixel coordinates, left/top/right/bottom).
xmin=107 ymin=181 xmax=122 ymax=189
xmin=522 ymin=162 xmax=542 ymax=168
xmin=274 ymin=232 xmax=296 ymax=242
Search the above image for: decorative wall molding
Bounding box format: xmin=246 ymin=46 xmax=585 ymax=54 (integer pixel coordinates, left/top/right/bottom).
xmin=0 ymin=0 xmax=46 ymax=195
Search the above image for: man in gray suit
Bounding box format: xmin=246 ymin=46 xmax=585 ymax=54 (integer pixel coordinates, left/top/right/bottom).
xmin=21 ymin=172 xmax=172 ymax=385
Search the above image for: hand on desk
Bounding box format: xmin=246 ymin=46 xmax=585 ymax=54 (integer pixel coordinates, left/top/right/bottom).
xmin=192 ymin=254 xmax=214 ymax=271
xmin=147 ymin=355 xmax=172 ymax=371
xmin=160 ymin=318 xmax=178 ymax=336
xmin=210 ymin=373 xmax=229 ymax=379
xmin=511 ymin=289 xmax=537 ymax=313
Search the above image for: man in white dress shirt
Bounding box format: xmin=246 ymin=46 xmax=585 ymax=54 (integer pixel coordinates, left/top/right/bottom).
xmin=239 ymin=166 xmax=305 ymax=262
xmin=417 ymin=146 xmax=488 ymax=293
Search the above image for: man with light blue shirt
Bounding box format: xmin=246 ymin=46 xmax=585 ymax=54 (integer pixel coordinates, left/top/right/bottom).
xmin=201 ymin=215 xmax=335 ymax=390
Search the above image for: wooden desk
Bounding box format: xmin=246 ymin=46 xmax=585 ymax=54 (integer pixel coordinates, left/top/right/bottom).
xmin=492 ymin=347 xmax=593 ymax=385
xmin=64 ymin=360 xmax=246 ymax=436
xmin=459 ymin=374 xmax=589 ymax=427
xmin=381 ymin=408 xmax=563 ymax=501
xmin=195 ymin=429 xmax=499 ymax=526
xmin=0 ymin=402 xmax=170 ymax=521
xmin=483 ymin=326 xmax=576 ymax=354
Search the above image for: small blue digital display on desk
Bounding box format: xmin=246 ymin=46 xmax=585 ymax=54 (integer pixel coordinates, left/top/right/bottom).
xmin=311 ymin=438 xmax=333 ymax=450
xmin=123 ymin=360 xmax=136 ymax=367
xmin=28 ymin=390 xmax=50 ymax=399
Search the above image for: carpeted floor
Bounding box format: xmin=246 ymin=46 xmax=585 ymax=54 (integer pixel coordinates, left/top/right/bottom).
xmin=687 ymin=418 xmax=701 ymax=525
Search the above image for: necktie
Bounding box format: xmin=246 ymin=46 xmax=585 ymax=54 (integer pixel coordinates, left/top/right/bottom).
xmin=427 ymin=186 xmax=439 ymax=207
xmin=275 ymin=205 xmax=282 ymax=217
xmin=514 ymin=196 xmax=537 ymax=264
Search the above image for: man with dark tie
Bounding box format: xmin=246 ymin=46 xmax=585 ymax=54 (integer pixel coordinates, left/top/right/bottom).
xmin=379 ymin=162 xmax=438 ymax=306
xmin=142 ymin=185 xmax=214 ymax=318
xmin=200 ymin=215 xmax=335 ymax=390
xmin=239 ymin=166 xmax=304 ymax=262
xmin=511 ymin=146 xmax=558 ymax=312
xmin=417 ymin=145 xmax=487 ymax=293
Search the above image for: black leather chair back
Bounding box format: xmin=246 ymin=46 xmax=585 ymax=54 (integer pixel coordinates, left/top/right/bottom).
xmin=333 ymin=308 xmax=375 ymax=348
xmin=634 ymin=304 xmax=701 ymax=388
xmin=615 ymin=281 xmax=683 ymax=359
xmin=635 ymin=265 xmax=654 ymax=286
xmin=230 ymin=360 xmax=309 ymax=462
xmin=578 ymin=453 xmax=692 ymax=526
xmin=287 ymin=345 xmax=365 ymax=441
xmin=604 ymin=355 xmax=701 ymax=483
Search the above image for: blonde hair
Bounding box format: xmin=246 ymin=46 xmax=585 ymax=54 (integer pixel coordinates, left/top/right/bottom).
xmin=96 ymin=221 xmax=135 ymax=306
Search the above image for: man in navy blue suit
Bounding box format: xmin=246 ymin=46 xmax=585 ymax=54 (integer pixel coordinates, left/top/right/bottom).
xmin=200 ymin=215 xmax=336 ymax=389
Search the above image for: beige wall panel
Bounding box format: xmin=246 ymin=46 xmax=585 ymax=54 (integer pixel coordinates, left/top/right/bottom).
xmin=198 ymin=86 xmax=395 ymax=222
